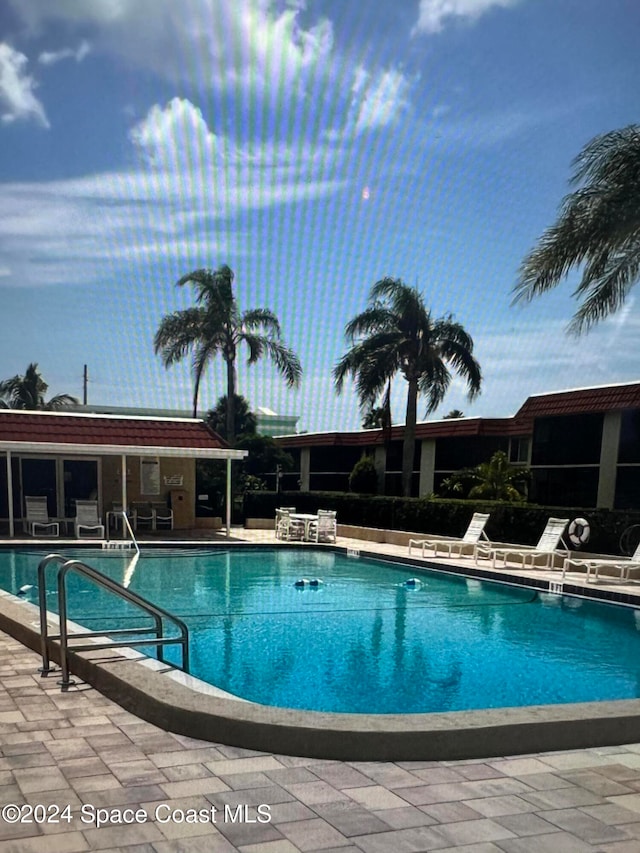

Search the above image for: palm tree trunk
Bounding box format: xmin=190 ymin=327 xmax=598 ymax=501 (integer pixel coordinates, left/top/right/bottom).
xmin=402 ymin=378 xmax=418 ymax=497
xmin=226 ymin=358 xmax=236 ymax=445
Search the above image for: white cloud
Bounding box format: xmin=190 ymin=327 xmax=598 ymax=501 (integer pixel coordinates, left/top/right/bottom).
xmin=9 ymin=1 xmax=333 ymax=94
xmin=8 ymin=1 xmax=411 ymax=138
xmin=412 ymin=0 xmax=521 ymax=36
xmin=350 ymin=67 xmax=411 ymax=133
xmin=0 ymin=97 xmax=346 ymax=288
xmin=38 ymin=40 xmax=91 ymax=66
xmin=0 ymin=43 xmax=48 ymax=127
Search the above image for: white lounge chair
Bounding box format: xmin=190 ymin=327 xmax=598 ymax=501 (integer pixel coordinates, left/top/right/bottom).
xmin=409 ymin=513 xmax=490 ymax=560
xmin=562 ymin=541 xmax=640 ymax=583
xmin=74 ymin=500 xmax=105 ymax=538
xmin=23 ymin=496 xmax=59 ymax=537
xmin=485 ymin=517 xmax=570 ymax=570
xmin=307 ymin=510 xmax=337 ymax=543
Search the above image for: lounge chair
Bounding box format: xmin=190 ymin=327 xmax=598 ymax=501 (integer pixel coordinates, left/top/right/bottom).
xmin=23 ymin=496 xmax=59 ymax=537
xmin=74 ymin=500 xmax=105 ymax=538
xmin=562 ymin=541 xmax=640 ymax=584
xmin=408 ymin=513 xmax=490 ymax=560
xmin=485 ymin=517 xmax=569 ymax=570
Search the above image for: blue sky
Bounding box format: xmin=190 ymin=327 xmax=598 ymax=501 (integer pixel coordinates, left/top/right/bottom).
xmin=1 ymin=0 xmax=639 ymax=432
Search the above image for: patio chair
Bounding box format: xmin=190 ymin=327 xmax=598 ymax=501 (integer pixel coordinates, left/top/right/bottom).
xmin=562 ymin=540 xmax=640 ymax=584
xmin=275 ymin=510 xmax=305 ymax=541
xmin=131 ymin=502 xmax=154 ymax=531
xmin=152 ymin=502 xmax=174 ymax=530
xmin=275 ymin=507 xmax=297 ymax=539
xmin=23 ymin=496 xmax=59 ymax=537
xmin=307 ymin=510 xmax=337 ymax=543
xmin=74 ymin=500 xmax=105 ymax=538
xmin=408 ymin=513 xmax=490 ymax=560
xmin=485 ymin=517 xmax=570 ymax=570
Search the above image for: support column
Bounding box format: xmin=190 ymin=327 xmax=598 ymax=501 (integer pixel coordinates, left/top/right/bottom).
xmin=374 ymin=446 xmax=386 ymax=494
xmin=226 ymin=457 xmax=232 ymax=537
xmin=7 ymin=451 xmax=14 ymax=538
xmin=121 ymin=454 xmax=128 ymax=515
xmin=300 ymin=447 xmax=310 ymax=492
xmin=597 ymin=411 xmax=622 ymax=509
xmin=419 ymin=439 xmax=436 ymax=496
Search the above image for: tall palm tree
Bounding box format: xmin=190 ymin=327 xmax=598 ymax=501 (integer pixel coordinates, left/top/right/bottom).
xmin=513 ymin=125 xmax=640 ymax=333
xmin=154 ymin=265 xmax=302 ymax=444
xmin=334 ymin=278 xmax=482 ymax=497
xmin=0 ymin=363 xmax=78 ymax=410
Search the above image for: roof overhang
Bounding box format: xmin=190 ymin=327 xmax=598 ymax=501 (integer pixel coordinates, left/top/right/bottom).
xmin=0 ymin=442 xmax=247 ymax=460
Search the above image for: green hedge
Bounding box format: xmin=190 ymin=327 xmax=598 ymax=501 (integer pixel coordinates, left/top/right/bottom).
xmin=243 ymin=490 xmax=640 ymax=555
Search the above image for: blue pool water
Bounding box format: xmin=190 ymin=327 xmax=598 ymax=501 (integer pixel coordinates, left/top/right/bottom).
xmin=4 ymin=547 xmax=640 ymax=714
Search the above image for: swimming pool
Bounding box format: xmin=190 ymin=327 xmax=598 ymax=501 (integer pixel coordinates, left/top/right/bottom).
xmin=5 ymin=547 xmax=640 ymax=715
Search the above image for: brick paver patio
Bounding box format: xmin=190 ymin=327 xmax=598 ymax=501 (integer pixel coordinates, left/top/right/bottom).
xmin=3 ymin=632 xmax=640 ymax=851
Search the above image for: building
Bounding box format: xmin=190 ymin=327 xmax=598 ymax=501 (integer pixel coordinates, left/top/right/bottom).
xmin=275 ymin=381 xmax=640 ymax=510
xmin=0 ymin=410 xmax=247 ymax=536
xmin=73 ymin=404 xmax=299 ymax=437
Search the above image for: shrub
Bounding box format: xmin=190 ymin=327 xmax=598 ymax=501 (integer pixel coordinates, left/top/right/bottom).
xmin=349 ymin=455 xmax=378 ymax=494
xmin=242 ymin=491 xmax=640 ymax=555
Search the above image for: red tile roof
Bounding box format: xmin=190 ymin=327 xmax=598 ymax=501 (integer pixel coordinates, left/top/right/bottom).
xmin=0 ymin=411 xmax=227 ymax=450
xmin=516 ymin=382 xmax=640 ymax=419
xmin=279 ymin=417 xmax=529 ymax=448
xmin=277 ymin=382 xmax=640 ymax=448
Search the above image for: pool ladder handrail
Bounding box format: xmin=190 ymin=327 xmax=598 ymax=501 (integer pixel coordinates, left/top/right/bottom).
xmin=37 ymin=554 xmax=189 ymax=689
xmin=106 ymin=510 xmax=140 ymax=553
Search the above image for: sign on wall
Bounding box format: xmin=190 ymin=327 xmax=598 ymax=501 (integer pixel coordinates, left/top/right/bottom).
xmin=140 ymin=457 xmax=160 ymax=495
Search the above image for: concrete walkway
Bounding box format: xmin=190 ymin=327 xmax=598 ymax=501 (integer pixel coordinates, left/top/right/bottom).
xmin=4 ymin=632 xmax=640 ymax=852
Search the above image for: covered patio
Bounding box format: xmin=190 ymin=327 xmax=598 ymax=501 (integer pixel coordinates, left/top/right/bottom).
xmin=0 ymin=410 xmax=247 ymax=538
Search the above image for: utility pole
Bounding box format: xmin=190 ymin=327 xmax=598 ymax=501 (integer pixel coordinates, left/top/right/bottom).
xmin=83 ymin=364 xmax=88 ymax=405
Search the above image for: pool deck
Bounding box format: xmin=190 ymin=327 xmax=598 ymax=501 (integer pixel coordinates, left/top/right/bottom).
xmin=6 ymin=633 xmax=640 ymax=851
xmin=4 ymin=531 xmax=640 ymax=849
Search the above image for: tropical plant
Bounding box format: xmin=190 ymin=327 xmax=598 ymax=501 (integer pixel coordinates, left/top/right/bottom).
xmin=334 ymin=278 xmax=482 ymax=496
xmin=154 ymin=265 xmax=302 ymax=442
xmin=0 ymin=363 xmax=78 ymax=410
xmin=349 ymin=455 xmax=379 ymax=494
xmin=513 ymin=125 xmax=640 ymax=332
xmin=206 ymin=394 xmax=257 ymax=441
xmin=440 ymin=451 xmax=528 ymax=502
xmin=236 ymin=433 xmax=294 ymax=481
xmin=443 ymin=409 xmax=465 ymax=419
xmin=362 ymin=405 xmax=387 ymax=429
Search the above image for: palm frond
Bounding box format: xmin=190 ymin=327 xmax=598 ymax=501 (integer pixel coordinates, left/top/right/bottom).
xmin=344 ymin=305 xmax=397 ymax=341
xmin=513 ymin=124 xmax=640 ymax=330
xmin=43 ymin=394 xmax=79 ymax=410
xmin=257 ymin=339 xmax=302 ymax=387
xmin=153 ymin=307 xmax=208 ymax=365
xmin=242 ymin=308 xmax=282 ymax=336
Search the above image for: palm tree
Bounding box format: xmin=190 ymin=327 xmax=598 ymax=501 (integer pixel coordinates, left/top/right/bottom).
xmin=513 ymin=125 xmax=640 ymax=333
xmin=0 ymin=363 xmax=78 ymax=410
xmin=154 ymin=265 xmax=302 ymax=444
xmin=334 ymin=278 xmax=482 ymax=496
xmin=443 ymin=409 xmax=465 ymax=419
xmin=441 ymin=451 xmax=528 ymax=501
xmin=206 ymin=394 xmax=257 ymax=441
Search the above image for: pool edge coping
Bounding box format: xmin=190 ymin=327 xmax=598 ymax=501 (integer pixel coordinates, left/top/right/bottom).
xmin=4 ymin=542 xmax=640 ymax=760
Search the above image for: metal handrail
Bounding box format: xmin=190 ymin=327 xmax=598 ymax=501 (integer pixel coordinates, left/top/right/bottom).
xmin=37 ymin=554 xmax=189 ymax=688
xmin=106 ymin=511 xmax=140 ymax=553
